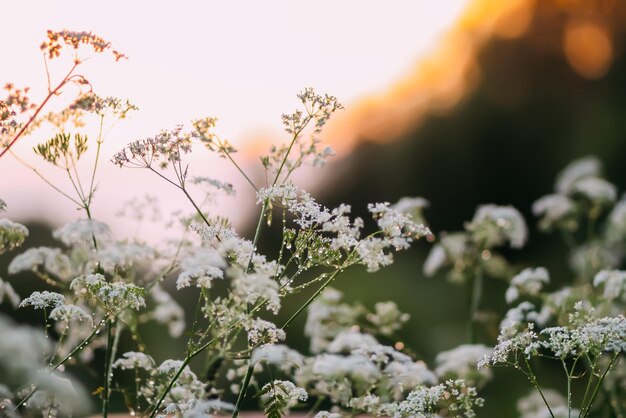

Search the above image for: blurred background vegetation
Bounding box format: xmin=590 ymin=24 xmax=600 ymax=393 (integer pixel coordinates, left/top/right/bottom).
xmin=3 ymin=0 xmax=626 ymax=415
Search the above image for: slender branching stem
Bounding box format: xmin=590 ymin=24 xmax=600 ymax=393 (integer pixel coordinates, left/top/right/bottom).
xmin=582 ymin=352 xmax=619 ymax=417
xmin=232 ymin=365 xmax=254 ymax=418
xmin=102 ymin=319 xmax=114 ymax=418
xmin=523 ymin=357 xmax=556 ymax=418
xmin=0 ymin=62 xmax=78 ymax=159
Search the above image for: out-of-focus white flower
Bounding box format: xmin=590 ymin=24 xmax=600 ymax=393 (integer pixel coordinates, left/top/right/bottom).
xmin=251 ymin=344 xmax=304 ymax=373
xmin=113 ymin=351 xmax=155 ymax=370
xmin=0 ymin=218 xmax=28 ymax=254
xmin=593 ymin=269 xmax=626 ymax=301
xmin=53 ymin=219 xmax=111 ymax=246
xmin=532 ymin=194 xmax=576 ymax=231
xmin=466 ymin=204 xmax=528 ymax=249
xmin=176 ymin=248 xmax=225 ymax=290
xmin=8 ymin=247 xmax=73 ymax=281
xmin=555 ymin=155 xmax=602 ymax=195
xmin=49 ymin=304 xmax=91 ymax=323
xmin=434 ymin=344 xmax=493 ymax=387
xmin=517 ymin=389 xmax=579 ymax=418
xmin=327 ymin=330 xmax=379 ymax=353
xmin=570 ymin=177 xmax=617 ymax=204
xmin=505 ymin=267 xmax=550 ymax=304
xmin=146 ymin=285 xmax=185 ymax=337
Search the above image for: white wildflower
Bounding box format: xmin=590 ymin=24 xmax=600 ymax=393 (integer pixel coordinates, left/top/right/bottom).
xmin=19 ymin=291 xmax=64 ymax=310
xmin=113 ymin=351 xmax=155 ymax=370
xmin=177 ymin=249 xmax=225 ymax=290
xmin=257 ymin=183 xmax=298 ymax=205
xmin=71 ymin=273 xmax=145 ymax=311
xmin=517 ymin=389 xmax=578 ymax=418
xmin=466 ymin=204 xmax=528 ymax=249
xmin=49 ymin=305 xmax=91 ymax=323
xmin=532 ymin=194 xmax=576 ymax=231
xmin=366 ymin=301 xmax=410 ymax=336
xmin=232 ymin=272 xmax=281 ymax=314
xmin=480 ymin=323 xmax=539 ymax=368
xmin=423 ymin=233 xmax=469 ymax=277
xmin=8 ymin=247 xmax=73 ymax=281
xmin=327 ymin=330 xmax=379 ymax=353
xmin=183 ymin=399 xmax=235 ymax=417
xmin=96 ymin=242 xmax=155 ymax=274
xmin=607 ymin=196 xmax=626 ymax=242
xmin=304 ymin=288 xmax=361 ymax=353
xmin=383 ymin=360 xmax=438 ymax=399
xmin=314 ymin=411 xmax=342 ymax=418
xmin=505 ymin=267 xmax=550 ymax=304
xmin=570 ymin=177 xmax=617 ymax=204
xmin=146 ymin=285 xmax=185 ymax=337
xmin=434 ymin=344 xmax=493 ymax=387
xmin=53 ymin=219 xmax=111 ymax=246
xmin=244 ymin=318 xmax=285 ymax=345
xmin=593 ymin=269 xmax=626 ymax=301
xmin=555 ymin=155 xmax=602 ymax=194
xmin=0 ymin=218 xmax=28 ymax=254
xmin=261 ymin=379 xmax=308 ymax=404
xmin=251 ymin=344 xmax=304 ymax=372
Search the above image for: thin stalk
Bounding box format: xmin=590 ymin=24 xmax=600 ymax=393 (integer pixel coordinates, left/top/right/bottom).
xmin=562 ymin=361 xmax=571 ymax=418
xmin=281 ymin=269 xmax=340 ymax=330
xmin=8 ymin=150 xmax=83 ymax=206
xmin=246 ymin=200 xmax=268 ymax=272
xmin=0 ymin=62 xmax=78 ymax=159
xmin=580 ymin=355 xmax=598 ymax=413
xmin=87 ymin=115 xmax=105 ymax=206
xmin=102 ymin=320 xmax=114 ymax=418
xmin=523 ymin=357 xmax=556 ymax=418
xmin=582 ymin=352 xmax=619 ymax=418
xmin=231 ymin=365 xmax=254 ymax=418
xmin=12 ymin=320 xmax=105 ymax=414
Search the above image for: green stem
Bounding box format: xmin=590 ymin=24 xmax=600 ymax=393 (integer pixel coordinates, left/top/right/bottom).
xmin=281 ymin=269 xmax=340 ymax=330
xmin=102 ymin=320 xmax=114 ymax=418
xmin=231 ymin=365 xmax=254 ymax=418
xmin=523 ymin=357 xmax=556 ymax=418
xmin=582 ymin=352 xmax=619 ymax=418
xmin=562 ymin=361 xmax=571 ymax=418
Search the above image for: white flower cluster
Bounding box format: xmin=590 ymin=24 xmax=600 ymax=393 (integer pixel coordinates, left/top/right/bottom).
xmin=251 ymin=344 xmax=304 ymax=374
xmin=71 ymin=273 xmax=145 ymax=312
xmin=144 ymin=285 xmax=186 ymax=338
xmin=8 ymin=246 xmax=73 ymax=281
xmin=113 ymin=351 xmax=155 ymax=370
xmin=465 ymin=204 xmax=528 ymax=249
xmin=505 ymin=267 xmax=550 ymax=304
xmin=534 ymin=155 xmax=617 ymax=233
xmin=244 ymin=318 xmax=286 ymax=345
xmin=593 ymin=269 xmax=626 ymax=301
xmin=176 ymin=248 xmax=225 ymax=290
xmin=19 ymin=291 xmax=65 ymax=310
xmin=0 ymin=218 xmax=28 ymax=254
xmin=434 ymin=344 xmax=493 ymax=387
xmin=52 ymin=219 xmax=111 ymax=247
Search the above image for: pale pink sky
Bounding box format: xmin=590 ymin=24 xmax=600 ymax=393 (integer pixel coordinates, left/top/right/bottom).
xmin=1 ymin=1 xmax=467 ymax=241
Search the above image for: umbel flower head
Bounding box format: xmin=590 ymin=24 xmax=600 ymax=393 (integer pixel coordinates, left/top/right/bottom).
xmin=40 ymin=30 xmax=126 ymax=61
